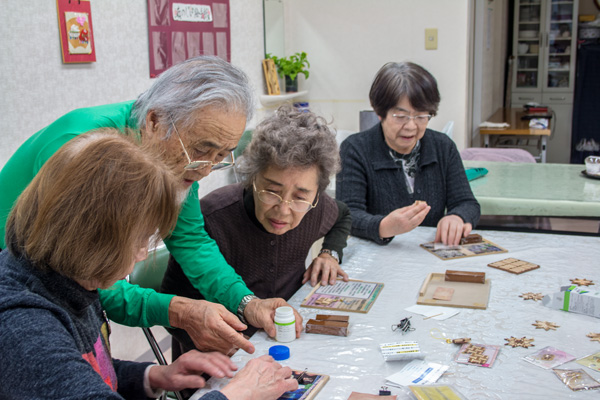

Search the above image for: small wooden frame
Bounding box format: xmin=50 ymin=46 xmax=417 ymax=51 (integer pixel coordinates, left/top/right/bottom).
xmin=262 ymin=58 xmax=281 ymax=95
xmin=488 ymin=258 xmax=539 ymax=274
xmin=301 ymin=279 xmax=384 ymax=314
xmin=417 ymin=272 xmax=491 ymax=309
xmin=420 ymin=238 xmax=507 ymax=261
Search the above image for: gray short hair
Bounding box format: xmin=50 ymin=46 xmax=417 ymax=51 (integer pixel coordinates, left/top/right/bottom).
xmin=238 ymin=106 xmax=340 ymax=193
xmin=132 ymin=56 xmax=255 ymax=137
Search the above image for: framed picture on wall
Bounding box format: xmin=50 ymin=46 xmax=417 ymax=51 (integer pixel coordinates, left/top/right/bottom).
xmin=56 ymin=0 xmax=96 ymax=63
xmin=262 ymin=58 xmax=280 ymax=95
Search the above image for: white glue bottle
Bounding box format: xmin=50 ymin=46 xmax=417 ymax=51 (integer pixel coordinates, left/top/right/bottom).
xmin=274 ymin=306 xmax=296 ymax=343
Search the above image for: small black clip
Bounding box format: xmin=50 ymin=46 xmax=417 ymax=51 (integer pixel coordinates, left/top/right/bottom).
xmin=391 ymin=316 xmax=415 ymax=334
xmin=379 ymin=385 xmax=391 ymax=395
xmin=296 ymin=368 xmax=308 ymax=384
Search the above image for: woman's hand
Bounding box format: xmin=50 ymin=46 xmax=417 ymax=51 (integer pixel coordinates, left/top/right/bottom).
xmin=435 ymin=215 xmax=472 ymax=246
xmin=303 ymin=254 xmax=349 ymax=286
xmin=243 ymin=298 xmax=303 ymax=338
xmin=147 ymin=350 xmax=237 ymax=392
xmin=379 ymin=202 xmax=430 ymax=238
xmin=220 ymin=355 xmax=298 ymax=400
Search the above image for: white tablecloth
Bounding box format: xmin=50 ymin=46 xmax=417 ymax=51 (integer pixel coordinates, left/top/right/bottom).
xmin=192 ymin=227 xmax=600 ymax=399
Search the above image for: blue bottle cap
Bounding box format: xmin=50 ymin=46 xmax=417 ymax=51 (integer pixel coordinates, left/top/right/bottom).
xmin=269 ymin=345 xmax=290 ymax=361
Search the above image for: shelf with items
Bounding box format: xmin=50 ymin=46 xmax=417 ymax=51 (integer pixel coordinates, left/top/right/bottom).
xmin=259 ymin=90 xmax=308 ymax=108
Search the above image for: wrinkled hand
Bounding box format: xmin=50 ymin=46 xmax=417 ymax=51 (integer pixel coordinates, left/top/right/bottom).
xmin=148 ymin=350 xmax=238 ymax=392
xmin=379 ymin=202 xmax=430 ymax=238
xmin=303 ymin=254 xmax=349 ymax=286
xmin=169 ymin=297 xmax=255 ymax=355
xmin=220 ymin=355 xmax=298 ymax=400
xmin=243 ymin=298 xmax=303 ymax=339
xmin=435 ymin=215 xmax=472 ymax=246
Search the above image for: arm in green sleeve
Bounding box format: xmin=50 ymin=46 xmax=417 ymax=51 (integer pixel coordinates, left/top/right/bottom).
xmin=163 ymin=183 xmax=253 ymax=313
xmin=99 ymin=280 xmax=175 ymax=327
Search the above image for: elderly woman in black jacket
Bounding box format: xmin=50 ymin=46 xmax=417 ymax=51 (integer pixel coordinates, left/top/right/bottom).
xmin=336 ymin=61 xmax=480 ymax=246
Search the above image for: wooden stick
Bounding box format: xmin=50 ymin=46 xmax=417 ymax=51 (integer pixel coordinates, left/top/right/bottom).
xmin=423 ymin=313 xmax=443 ymax=320
xmin=419 ymin=273 xmax=433 ymax=296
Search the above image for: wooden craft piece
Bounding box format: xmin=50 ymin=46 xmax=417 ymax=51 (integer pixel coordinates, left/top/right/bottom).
xmin=587 ymin=333 xmax=600 ymax=343
xmin=532 ymin=320 xmax=560 ymax=331
xmin=505 ymin=336 xmax=535 ymax=348
xmin=432 ymin=287 xmax=454 ymax=301
xmin=306 ymin=315 xmax=349 ymax=337
xmin=417 ymin=273 xmax=491 ymax=309
xmin=570 ymin=278 xmax=595 ymax=286
xmin=468 ymin=353 xmax=489 ymax=364
xmin=450 ymin=338 xmax=471 ymax=344
xmin=519 ymin=292 xmax=544 ymax=301
xmin=445 ymin=270 xmax=486 ymax=284
xmin=488 ymin=258 xmax=540 ymax=274
xmin=463 ymin=344 xmax=486 ymax=355
xmin=460 ymin=233 xmax=482 ymax=245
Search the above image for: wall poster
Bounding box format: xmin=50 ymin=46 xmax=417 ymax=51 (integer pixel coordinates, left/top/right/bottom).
xmin=56 ymin=0 xmax=96 ymax=63
xmin=147 ymin=0 xmax=231 ymax=78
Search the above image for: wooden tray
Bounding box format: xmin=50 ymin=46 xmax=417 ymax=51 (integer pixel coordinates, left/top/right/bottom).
xmin=416 ymin=272 xmax=491 ymax=310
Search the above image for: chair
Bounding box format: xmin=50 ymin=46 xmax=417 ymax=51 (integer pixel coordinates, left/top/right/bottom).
xmin=441 ymin=121 xmax=454 ymax=139
xmin=460 ymin=147 xmax=536 ymax=163
xmin=359 ymin=110 xmax=379 ymax=131
xmin=129 ymin=244 xmax=183 ymax=400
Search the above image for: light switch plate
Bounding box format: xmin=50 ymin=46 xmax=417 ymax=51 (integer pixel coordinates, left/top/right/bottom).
xmin=425 ymin=28 xmax=438 ymax=50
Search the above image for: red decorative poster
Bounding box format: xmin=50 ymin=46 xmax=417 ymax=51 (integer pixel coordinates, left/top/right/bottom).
xmin=147 ymin=0 xmax=231 ymax=78
xmin=56 ymin=0 xmax=96 ymax=63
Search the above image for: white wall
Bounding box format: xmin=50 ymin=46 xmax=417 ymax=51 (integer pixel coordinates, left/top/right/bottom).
xmin=0 ymin=0 xmax=266 ymax=170
xmin=282 ymin=0 xmax=473 ymax=149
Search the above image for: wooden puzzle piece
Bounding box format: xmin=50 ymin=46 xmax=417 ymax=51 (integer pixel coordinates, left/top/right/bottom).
xmin=468 ymin=353 xmax=489 ymax=364
xmin=463 ymin=344 xmax=486 ymax=355
xmin=519 ymin=292 xmax=544 ymax=301
xmin=488 ymin=258 xmax=540 ymax=274
xmin=570 ymin=278 xmax=594 ymax=286
xmin=532 ymin=320 xmax=560 ymax=331
xmin=587 ymin=333 xmax=600 ymax=343
xmin=505 ymin=336 xmax=535 ymax=348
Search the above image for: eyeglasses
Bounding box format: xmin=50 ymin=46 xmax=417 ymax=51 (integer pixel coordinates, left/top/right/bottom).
xmin=252 ymin=180 xmax=319 ymax=213
xmin=391 ymin=113 xmax=432 ymax=126
xmin=171 ymin=120 xmax=235 ymax=171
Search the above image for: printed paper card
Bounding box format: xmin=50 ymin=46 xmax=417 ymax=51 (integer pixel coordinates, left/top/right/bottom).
xmin=65 ymin=12 xmax=92 ymax=54
xmin=576 ymin=352 xmax=600 ymax=373
xmin=385 ymin=360 xmax=448 ymax=387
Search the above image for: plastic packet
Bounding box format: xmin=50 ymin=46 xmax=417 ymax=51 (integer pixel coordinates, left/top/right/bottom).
xmin=409 ymin=384 xmax=467 ymax=400
xmin=552 ymin=368 xmax=600 ymax=391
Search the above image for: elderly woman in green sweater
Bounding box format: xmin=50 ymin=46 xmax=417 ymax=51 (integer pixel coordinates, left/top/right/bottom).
xmin=0 ymin=56 xmax=299 ymax=355
xmin=162 ymin=106 xmax=351 ymax=356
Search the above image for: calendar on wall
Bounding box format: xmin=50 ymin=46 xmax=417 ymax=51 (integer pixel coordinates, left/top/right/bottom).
xmin=147 ymin=0 xmax=231 ymax=78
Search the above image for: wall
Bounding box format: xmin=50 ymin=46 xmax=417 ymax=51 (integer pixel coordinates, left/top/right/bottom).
xmin=0 ymin=0 xmax=266 ymax=172
xmin=281 ymin=0 xmax=473 ymax=149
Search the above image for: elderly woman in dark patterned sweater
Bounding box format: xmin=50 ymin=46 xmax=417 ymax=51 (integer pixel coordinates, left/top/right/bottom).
xmin=0 ymin=131 xmax=297 ymax=400
xmin=337 ymin=62 xmax=480 ymax=246
xmin=162 ymin=106 xmax=351 ymax=356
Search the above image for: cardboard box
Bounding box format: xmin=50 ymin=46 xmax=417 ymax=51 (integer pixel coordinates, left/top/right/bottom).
xmin=542 ymin=286 xmax=600 ymax=319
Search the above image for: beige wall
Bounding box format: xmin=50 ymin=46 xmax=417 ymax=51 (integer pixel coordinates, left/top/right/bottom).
xmin=0 ymin=0 xmax=265 ymax=170
xmin=281 ymin=0 xmax=473 ymax=149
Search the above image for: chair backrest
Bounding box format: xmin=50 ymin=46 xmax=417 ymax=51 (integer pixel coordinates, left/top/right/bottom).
xmin=129 ymin=244 xmax=170 ymax=291
xmin=460 ymin=147 xmax=536 ymax=163
xmin=442 ymin=121 xmax=455 ymax=139
xmin=359 ymin=110 xmax=379 ymax=132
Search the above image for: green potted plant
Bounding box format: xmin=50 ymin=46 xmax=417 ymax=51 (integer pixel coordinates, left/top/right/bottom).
xmin=267 ymin=52 xmax=310 ymax=93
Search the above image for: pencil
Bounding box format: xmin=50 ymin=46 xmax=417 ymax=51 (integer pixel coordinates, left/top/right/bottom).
xmin=423 ymin=313 xmax=443 ymax=320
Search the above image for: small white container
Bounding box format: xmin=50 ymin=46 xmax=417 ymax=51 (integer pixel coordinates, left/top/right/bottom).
xmin=274 ymin=306 xmax=296 ymax=343
xmin=585 ymin=156 xmax=600 ymax=176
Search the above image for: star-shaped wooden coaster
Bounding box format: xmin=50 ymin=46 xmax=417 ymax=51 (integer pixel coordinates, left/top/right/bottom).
xmin=570 ymin=278 xmax=594 ymax=286
xmin=504 ymin=336 xmax=535 ymax=348
xmin=587 ymin=333 xmax=600 ymax=343
xmin=519 ymin=292 xmax=544 ymax=301
xmin=532 ymin=320 xmax=559 ymax=331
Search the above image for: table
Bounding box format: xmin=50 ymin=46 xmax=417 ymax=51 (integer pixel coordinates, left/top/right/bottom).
xmin=480 ymin=108 xmax=551 ymax=163
xmin=463 ymin=160 xmax=600 ymax=218
xmin=192 ymin=227 xmax=600 ymax=399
